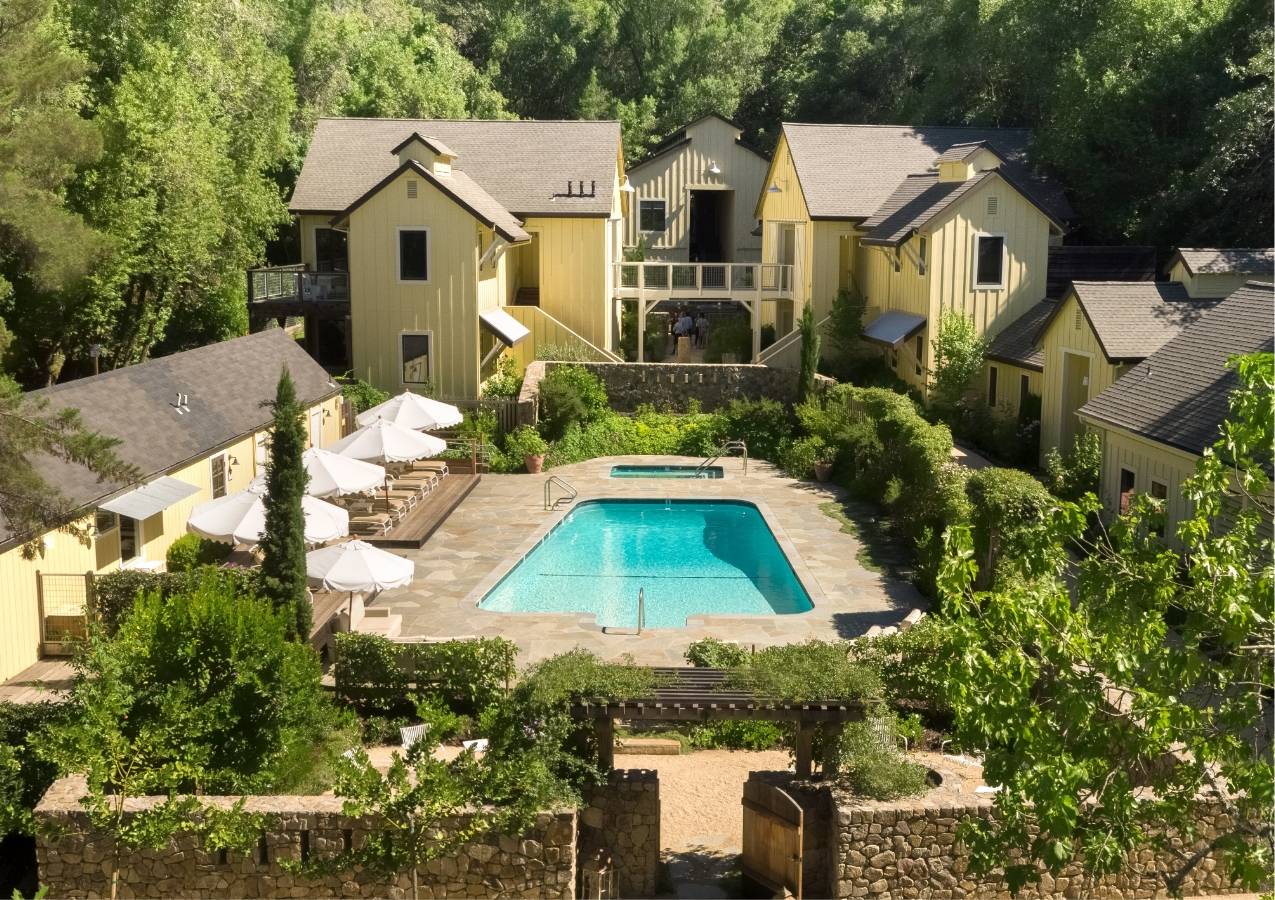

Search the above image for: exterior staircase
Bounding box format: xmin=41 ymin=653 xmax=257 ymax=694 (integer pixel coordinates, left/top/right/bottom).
xmin=515 ymin=286 xmax=540 ymax=306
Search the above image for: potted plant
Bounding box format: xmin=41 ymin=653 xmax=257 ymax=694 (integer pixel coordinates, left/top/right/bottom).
xmin=813 ymin=451 xmax=835 ymax=483
xmin=506 ymin=425 xmax=549 ymax=474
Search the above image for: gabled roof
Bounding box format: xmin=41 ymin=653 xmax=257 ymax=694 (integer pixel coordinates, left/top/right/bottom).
xmin=1078 ymin=282 xmax=1274 ymax=456
xmin=1166 ymin=248 xmax=1275 ymax=277
xmin=986 ymin=300 xmax=1056 ymax=371
xmin=390 ymin=132 xmax=458 ymax=159
xmin=629 ymin=114 xmax=770 ymax=171
xmin=335 ymin=158 xmax=530 ymax=243
xmin=1037 ymin=282 xmax=1223 ymax=363
xmin=1045 ymin=245 xmax=1157 ymax=299
xmin=934 ymin=140 xmax=1000 ymax=164
xmin=3 ymin=331 xmax=340 ymax=546
xmin=777 ymin=123 xmax=1074 ymax=222
xmin=858 ymin=168 xmax=1064 ymax=247
xmin=291 ymin=118 xmax=621 ymax=217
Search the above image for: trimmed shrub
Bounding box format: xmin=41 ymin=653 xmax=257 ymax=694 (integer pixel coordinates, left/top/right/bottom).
xmin=688 ymin=720 xmax=784 ymax=751
xmin=684 ymin=637 xmax=749 ymax=668
xmin=538 ymin=365 xmax=609 ymax=440
xmin=92 ymin=566 xmax=262 ymax=634
xmin=164 ymin=533 xmax=231 ymax=572
xmin=833 ymin=713 xmax=929 ymax=800
xmin=545 ymin=409 xmax=725 ymax=467
xmin=779 ymin=435 xmax=829 ymax=479
xmin=1044 ymin=430 xmax=1102 ymax=500
xmin=718 ymin=398 xmax=792 ymax=461
xmin=966 ymin=467 xmax=1056 ymax=588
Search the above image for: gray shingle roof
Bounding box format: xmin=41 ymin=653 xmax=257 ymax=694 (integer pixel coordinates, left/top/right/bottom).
xmin=986 ymin=300 xmax=1055 ymax=370
xmin=1079 ymin=282 xmax=1274 ymax=455
xmin=933 ymin=141 xmax=995 ymax=163
xmin=3 ymin=331 xmax=339 ymax=545
xmin=859 ymin=174 xmax=973 ymax=246
xmin=779 ymin=123 xmax=1074 ymax=222
xmin=1040 ymin=282 xmax=1223 ymax=362
xmin=1045 ymin=245 xmax=1157 ymax=299
xmin=1168 ymin=248 xmax=1275 ymax=277
xmin=291 ymin=118 xmax=621 ymax=217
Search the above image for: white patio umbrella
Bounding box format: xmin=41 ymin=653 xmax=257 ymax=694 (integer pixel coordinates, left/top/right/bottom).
xmin=187 ymin=485 xmax=350 ymax=546
xmin=305 ymin=540 xmax=414 ymax=592
xmin=356 ymin=391 xmax=464 ymax=431
xmin=299 ymin=448 xmax=386 ymax=498
xmin=329 ymin=418 xmax=447 ymax=463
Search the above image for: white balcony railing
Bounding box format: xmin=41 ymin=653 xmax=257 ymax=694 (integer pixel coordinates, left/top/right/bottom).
xmin=614 ymin=262 xmax=793 ymax=301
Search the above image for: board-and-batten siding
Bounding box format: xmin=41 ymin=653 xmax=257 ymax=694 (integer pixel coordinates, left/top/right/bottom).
xmin=1166 ymin=261 xmax=1250 ymax=300
xmin=348 ymin=171 xmax=482 ymax=397
xmin=981 ymin=361 xmax=1043 ymax=420
xmin=625 ymin=118 xmax=769 ymax=262
xmin=1090 ymin=424 xmax=1199 ymax=544
xmin=1038 ymin=294 xmax=1126 ymax=459
xmin=524 ymin=216 xmax=611 ymax=352
xmin=0 ymin=394 xmax=343 ymax=684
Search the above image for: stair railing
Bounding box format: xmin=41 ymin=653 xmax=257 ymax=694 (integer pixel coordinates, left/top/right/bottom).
xmin=696 ymin=439 xmax=748 ymax=476
xmin=544 ymin=475 xmax=578 ymax=511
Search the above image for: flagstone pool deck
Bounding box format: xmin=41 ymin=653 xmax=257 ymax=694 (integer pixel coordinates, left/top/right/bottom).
xmin=367 ymin=455 xmax=924 ymax=666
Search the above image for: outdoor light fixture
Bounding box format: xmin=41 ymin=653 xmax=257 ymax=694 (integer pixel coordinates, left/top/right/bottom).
xmin=707 ymin=161 xmax=721 ymax=176
xmin=620 ymin=176 xmax=636 ymax=193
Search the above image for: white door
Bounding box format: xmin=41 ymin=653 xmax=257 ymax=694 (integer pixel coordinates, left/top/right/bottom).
xmin=309 ymin=409 xmax=323 ymax=449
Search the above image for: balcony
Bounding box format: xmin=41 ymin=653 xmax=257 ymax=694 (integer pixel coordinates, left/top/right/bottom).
xmin=246 ymin=265 xmax=350 ymax=321
xmin=614 ymin=262 xmax=793 ymax=302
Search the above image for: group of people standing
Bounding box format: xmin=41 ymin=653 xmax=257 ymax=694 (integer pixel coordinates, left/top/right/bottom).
xmin=671 ymin=307 xmax=711 ymax=348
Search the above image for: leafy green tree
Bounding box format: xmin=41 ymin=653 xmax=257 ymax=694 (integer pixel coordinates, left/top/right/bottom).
xmin=930 ymin=312 xmax=987 ymax=410
xmin=797 ymin=302 xmax=821 ymax=400
xmin=936 ymin=352 xmax=1273 ymax=894
xmin=258 ymin=368 xmax=311 ymax=639
xmin=0 ymin=364 xmax=138 ymax=551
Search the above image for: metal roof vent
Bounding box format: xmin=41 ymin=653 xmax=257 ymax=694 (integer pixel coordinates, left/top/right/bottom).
xmin=172 ymin=392 xmax=190 ymax=415
xmin=406 ymin=179 xmax=418 ymax=199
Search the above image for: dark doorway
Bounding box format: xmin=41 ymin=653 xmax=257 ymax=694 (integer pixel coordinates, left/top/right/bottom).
xmin=689 ymin=190 xmax=732 ymax=262
xmin=315 ymin=227 xmax=348 ymax=273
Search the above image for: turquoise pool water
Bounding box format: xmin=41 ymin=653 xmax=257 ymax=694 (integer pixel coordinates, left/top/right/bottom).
xmin=478 ymin=499 xmax=813 ymax=628
xmin=610 ymin=464 xmax=723 ymax=479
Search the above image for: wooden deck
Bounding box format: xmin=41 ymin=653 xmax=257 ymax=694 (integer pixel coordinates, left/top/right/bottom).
xmin=0 ymin=658 xmax=75 ymax=705
xmin=367 ymin=474 xmax=480 ymax=549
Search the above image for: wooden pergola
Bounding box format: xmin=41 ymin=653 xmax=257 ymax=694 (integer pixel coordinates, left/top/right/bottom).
xmin=570 ymin=667 xmax=868 ymax=776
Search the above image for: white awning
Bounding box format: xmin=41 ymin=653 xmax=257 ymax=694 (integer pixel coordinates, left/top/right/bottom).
xmin=862 ymin=311 xmax=927 ymax=347
xmin=479 ymin=309 xmax=531 ymax=346
xmin=100 ymin=476 xmax=200 ymax=521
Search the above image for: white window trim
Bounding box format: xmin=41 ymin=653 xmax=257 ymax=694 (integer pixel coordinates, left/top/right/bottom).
xmin=638 ymin=198 xmax=667 ymax=234
xmin=1117 ymin=466 xmax=1138 ymax=513
xmin=396 ymin=226 xmax=432 ymax=284
xmin=308 ymin=408 xmax=324 ymax=449
xmin=400 ymin=330 xmax=434 ymax=386
xmin=971 ymin=232 xmax=1007 ymax=291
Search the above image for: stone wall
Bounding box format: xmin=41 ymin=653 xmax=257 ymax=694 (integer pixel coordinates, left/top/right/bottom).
xmin=746 ymin=774 xmax=1252 ymax=900
xmin=36 ymin=776 xmax=577 ymax=899
xmin=580 ymin=769 xmax=660 ymax=898
xmin=519 ymin=361 xmax=805 ymax=412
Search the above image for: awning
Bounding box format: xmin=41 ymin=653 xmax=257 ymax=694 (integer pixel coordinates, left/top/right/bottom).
xmin=100 ymin=476 xmax=200 ymax=521
xmin=479 ymin=309 xmax=531 ymax=346
xmin=862 ymin=311 xmax=927 ymax=347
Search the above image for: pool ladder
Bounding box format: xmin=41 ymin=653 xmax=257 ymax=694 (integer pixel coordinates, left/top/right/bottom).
xmin=603 ymin=588 xmax=645 ymax=636
xmin=697 ymin=439 xmax=748 ymax=476
xmin=544 ymin=475 xmax=577 ymax=511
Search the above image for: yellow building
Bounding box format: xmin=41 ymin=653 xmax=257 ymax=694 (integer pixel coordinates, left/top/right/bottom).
xmin=1034 ymin=282 xmax=1221 ymax=461
xmin=754 ymin=125 xmax=1071 ymax=387
xmin=982 ymin=299 xmax=1052 ymax=420
xmin=0 ymin=331 xmax=342 ymax=684
xmin=624 ymin=115 xmax=770 ymax=263
xmin=271 ymin=118 xmax=629 ymax=395
xmin=1076 ymin=281 xmax=1273 ymax=540
xmin=1165 ymin=248 xmax=1274 ymax=299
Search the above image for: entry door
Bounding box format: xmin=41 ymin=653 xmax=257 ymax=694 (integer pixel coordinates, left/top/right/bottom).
xmin=309 ymin=408 xmax=323 ymax=449
xmin=741 ymin=779 xmax=803 ymax=899
xmin=1060 ymin=352 xmax=1090 ymax=449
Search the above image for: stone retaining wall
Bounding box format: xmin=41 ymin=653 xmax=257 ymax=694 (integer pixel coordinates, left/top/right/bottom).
xmin=519 ymin=361 xmax=804 ymax=412
xmin=746 ymin=774 xmax=1251 ymax=900
xmin=36 ymin=775 xmax=577 ymax=899
xmin=580 ymin=769 xmax=659 ymax=898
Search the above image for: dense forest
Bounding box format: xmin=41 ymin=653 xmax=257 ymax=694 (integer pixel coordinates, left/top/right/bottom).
xmin=0 ymin=0 xmax=1270 ymax=387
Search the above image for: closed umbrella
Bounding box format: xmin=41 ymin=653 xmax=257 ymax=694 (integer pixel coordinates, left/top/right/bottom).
xmin=188 ymin=485 xmax=349 ymax=546
xmin=356 ymin=391 xmax=464 ymax=431
xmin=329 ymin=418 xmax=447 ymax=463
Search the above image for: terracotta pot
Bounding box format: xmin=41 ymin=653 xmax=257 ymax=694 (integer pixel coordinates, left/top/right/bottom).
xmin=813 ymin=461 xmax=833 ymax=482
xmin=525 ymin=454 xmax=546 ymax=474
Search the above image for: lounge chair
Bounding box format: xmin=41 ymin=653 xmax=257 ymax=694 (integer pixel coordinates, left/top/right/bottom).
xmin=349 ymin=513 xmax=391 ymax=536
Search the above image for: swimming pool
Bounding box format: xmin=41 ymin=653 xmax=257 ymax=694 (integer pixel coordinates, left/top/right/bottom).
xmin=477 ymin=499 xmax=813 ymax=628
xmin=610 ymin=464 xmax=724 ymax=479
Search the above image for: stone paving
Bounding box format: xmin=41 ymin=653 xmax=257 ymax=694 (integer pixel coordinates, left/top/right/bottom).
xmin=368 ymin=455 xmax=924 ymax=666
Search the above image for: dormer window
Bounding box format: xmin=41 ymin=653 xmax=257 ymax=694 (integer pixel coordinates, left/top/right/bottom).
xmin=974 ymin=233 xmax=1005 ymax=289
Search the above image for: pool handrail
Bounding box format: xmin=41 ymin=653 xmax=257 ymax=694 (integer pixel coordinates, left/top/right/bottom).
xmin=697 ymin=439 xmax=748 ymax=476
xmin=544 ymin=474 xmax=578 ymax=511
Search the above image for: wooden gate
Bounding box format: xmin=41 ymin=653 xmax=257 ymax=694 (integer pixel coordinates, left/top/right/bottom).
xmin=35 ymin=571 xmax=93 ymax=656
xmin=741 ymin=779 xmax=803 ymax=899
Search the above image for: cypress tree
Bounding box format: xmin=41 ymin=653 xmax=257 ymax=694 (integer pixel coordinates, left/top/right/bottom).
xmin=258 ymin=368 xmax=311 ymax=639
xmin=797 ymin=303 xmax=821 ymax=400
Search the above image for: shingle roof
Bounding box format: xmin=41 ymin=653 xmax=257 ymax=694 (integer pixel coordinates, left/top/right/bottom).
xmin=291 ymin=118 xmax=621 ymax=216
xmin=1168 ymin=248 xmax=1275 ymax=277
xmin=778 ymin=123 xmax=1074 ymax=222
xmin=1079 ymin=282 xmax=1274 ymax=456
xmin=1039 ymin=282 xmax=1223 ymax=362
xmin=986 ymin=300 xmax=1056 ymax=370
xmin=2 ymin=331 xmax=339 ymax=545
xmin=1045 ymin=245 xmax=1157 ymax=299
xmin=933 ymin=141 xmax=995 ymax=163
xmin=858 ymin=174 xmax=976 ymax=246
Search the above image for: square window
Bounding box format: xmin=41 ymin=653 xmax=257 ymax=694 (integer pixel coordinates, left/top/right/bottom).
xmin=398 ymin=229 xmax=429 ymax=281
xmin=94 ymin=509 xmax=118 ymax=536
xmin=1150 ymin=480 xmax=1168 ymax=500
xmin=639 ymin=200 xmax=666 ymax=232
xmin=974 ymin=234 xmax=1005 ymax=288
xmin=401 ymin=333 xmax=432 ymax=385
